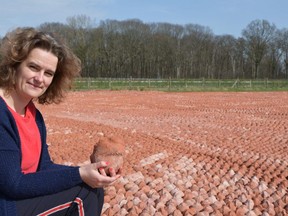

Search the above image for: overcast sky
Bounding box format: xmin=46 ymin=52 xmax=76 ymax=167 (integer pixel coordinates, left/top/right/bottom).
xmin=0 ymin=0 xmax=287 ymax=37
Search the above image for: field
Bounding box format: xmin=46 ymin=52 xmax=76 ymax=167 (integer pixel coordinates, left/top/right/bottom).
xmin=37 ymin=90 xmax=288 ymax=215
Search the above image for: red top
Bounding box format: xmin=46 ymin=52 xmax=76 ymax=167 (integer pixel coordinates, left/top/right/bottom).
xmin=8 ymin=102 xmax=41 ymax=174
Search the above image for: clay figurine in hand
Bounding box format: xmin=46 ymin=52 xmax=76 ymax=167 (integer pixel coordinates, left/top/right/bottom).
xmin=90 ymin=135 xmax=125 ymax=175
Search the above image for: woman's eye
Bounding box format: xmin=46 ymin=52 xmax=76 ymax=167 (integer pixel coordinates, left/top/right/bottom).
xmin=45 ymin=71 xmax=54 ymax=77
xmin=29 ymin=65 xmax=38 ymax=71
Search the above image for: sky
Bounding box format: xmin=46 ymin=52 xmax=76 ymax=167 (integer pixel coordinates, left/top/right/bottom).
xmin=0 ymin=0 xmax=287 ymax=38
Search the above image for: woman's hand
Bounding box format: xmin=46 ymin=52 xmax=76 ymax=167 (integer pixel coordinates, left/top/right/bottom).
xmin=79 ymin=161 xmax=121 ymax=188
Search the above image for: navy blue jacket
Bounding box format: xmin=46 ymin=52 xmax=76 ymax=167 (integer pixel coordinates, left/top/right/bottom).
xmin=0 ymin=97 xmax=82 ymax=215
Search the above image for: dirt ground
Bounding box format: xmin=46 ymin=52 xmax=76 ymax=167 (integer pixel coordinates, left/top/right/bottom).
xmin=37 ymin=90 xmax=288 ymax=215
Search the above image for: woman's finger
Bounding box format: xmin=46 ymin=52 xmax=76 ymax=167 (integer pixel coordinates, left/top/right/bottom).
xmin=108 ymin=167 xmax=116 ymax=177
xmin=98 ymin=167 xmax=107 ymax=176
xmin=94 ymin=161 xmax=110 ymax=168
xmin=96 ymin=173 xmax=120 ymax=187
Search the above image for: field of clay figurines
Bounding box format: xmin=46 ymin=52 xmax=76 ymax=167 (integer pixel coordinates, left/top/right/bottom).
xmin=37 ymin=90 xmax=288 ymax=216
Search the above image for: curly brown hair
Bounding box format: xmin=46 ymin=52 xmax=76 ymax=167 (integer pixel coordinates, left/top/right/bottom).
xmin=0 ymin=27 xmax=81 ymax=104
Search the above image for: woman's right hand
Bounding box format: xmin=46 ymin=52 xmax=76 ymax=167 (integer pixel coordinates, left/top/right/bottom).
xmin=79 ymin=161 xmax=120 ymax=188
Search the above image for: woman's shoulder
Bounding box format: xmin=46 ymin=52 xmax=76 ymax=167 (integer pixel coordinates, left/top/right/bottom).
xmin=0 ymin=89 xmax=9 ymax=109
xmin=0 ymin=96 xmax=10 ymax=115
xmin=0 ymin=96 xmax=18 ymax=134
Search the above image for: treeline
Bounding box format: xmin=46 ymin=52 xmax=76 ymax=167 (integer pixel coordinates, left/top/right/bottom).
xmin=1 ymin=15 xmax=288 ymax=79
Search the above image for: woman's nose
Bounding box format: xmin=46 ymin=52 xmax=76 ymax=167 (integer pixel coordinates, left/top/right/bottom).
xmin=35 ymin=72 xmax=44 ymax=82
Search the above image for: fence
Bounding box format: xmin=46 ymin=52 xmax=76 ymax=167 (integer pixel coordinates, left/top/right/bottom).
xmin=73 ymin=77 xmax=288 ymax=91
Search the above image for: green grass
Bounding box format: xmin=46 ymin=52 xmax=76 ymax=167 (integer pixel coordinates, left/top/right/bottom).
xmin=72 ymin=78 xmax=288 ymax=92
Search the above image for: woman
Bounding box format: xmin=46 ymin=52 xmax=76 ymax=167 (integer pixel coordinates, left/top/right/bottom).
xmin=0 ymin=27 xmax=120 ymax=215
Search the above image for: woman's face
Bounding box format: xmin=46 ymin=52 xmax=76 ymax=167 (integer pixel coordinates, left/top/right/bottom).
xmin=15 ymin=48 xmax=58 ymax=101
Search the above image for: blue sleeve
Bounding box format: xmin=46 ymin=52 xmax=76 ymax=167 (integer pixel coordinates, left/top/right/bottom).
xmin=0 ymin=102 xmax=83 ymax=199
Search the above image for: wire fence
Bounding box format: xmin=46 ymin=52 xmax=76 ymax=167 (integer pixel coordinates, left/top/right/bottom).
xmin=72 ymin=77 xmax=288 ymax=91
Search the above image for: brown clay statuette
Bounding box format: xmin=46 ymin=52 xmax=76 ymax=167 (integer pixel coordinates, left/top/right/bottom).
xmin=90 ymin=135 xmax=125 ymax=175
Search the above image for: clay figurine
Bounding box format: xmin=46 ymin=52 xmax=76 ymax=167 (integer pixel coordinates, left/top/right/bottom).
xmin=90 ymin=135 xmax=125 ymax=175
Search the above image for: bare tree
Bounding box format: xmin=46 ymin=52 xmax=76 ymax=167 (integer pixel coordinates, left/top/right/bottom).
xmin=276 ymin=28 xmax=288 ymax=78
xmin=117 ymin=19 xmax=149 ymax=78
xmin=242 ymin=19 xmax=276 ymax=78
xmin=235 ymin=37 xmax=247 ymax=79
xmin=66 ymin=15 xmax=95 ymax=77
xmin=213 ymin=35 xmax=238 ymax=79
xmin=182 ymin=24 xmax=214 ymax=78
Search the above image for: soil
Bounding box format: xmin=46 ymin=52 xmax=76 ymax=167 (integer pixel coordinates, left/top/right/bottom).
xmin=37 ymin=90 xmax=288 ymax=215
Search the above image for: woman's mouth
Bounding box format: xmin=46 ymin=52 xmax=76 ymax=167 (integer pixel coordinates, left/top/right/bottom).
xmin=28 ymin=82 xmax=42 ymax=89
